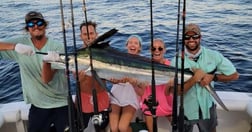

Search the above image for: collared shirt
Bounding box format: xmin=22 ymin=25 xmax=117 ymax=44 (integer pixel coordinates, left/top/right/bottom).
xmin=171 ymin=46 xmax=237 ymax=120
xmin=0 ymin=35 xmax=68 ymax=108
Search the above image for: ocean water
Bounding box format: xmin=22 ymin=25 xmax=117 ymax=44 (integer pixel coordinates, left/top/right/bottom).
xmin=0 ymin=0 xmax=251 ymax=103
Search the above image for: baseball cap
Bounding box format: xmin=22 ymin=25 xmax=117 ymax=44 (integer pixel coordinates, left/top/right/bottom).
xmin=185 ymin=23 xmax=201 ymax=35
xmin=25 ymin=11 xmax=44 ymax=23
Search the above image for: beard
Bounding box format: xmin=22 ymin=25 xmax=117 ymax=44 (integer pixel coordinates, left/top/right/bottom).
xmin=34 ymin=35 xmax=44 ymax=40
xmin=185 ymin=44 xmax=199 ymax=52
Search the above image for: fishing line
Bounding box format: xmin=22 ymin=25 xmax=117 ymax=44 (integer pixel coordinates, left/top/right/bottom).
xmin=69 ymin=0 xmax=85 ymax=131
xmin=59 ymin=0 xmax=76 ymax=132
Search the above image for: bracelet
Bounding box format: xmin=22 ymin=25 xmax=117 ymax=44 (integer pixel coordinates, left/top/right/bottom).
xmin=213 ymin=74 xmax=218 ymax=82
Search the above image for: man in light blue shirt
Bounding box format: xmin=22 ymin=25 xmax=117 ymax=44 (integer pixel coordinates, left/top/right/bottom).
xmin=0 ymin=11 xmax=68 ymax=132
xmin=170 ymin=23 xmax=239 ymax=132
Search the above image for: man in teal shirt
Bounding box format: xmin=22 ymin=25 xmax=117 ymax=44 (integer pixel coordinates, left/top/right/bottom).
xmin=0 ymin=11 xmax=68 ymax=132
xmin=170 ymin=23 xmax=239 ymax=132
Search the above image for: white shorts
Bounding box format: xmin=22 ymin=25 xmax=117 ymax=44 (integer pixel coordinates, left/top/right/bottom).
xmin=110 ymin=82 xmax=140 ymax=110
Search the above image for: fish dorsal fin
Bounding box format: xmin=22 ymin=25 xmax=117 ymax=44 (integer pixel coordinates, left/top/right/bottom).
xmin=89 ymin=28 xmax=118 ymax=46
xmin=77 ymin=28 xmax=118 ymax=52
xmin=90 ymin=41 xmax=110 ymax=48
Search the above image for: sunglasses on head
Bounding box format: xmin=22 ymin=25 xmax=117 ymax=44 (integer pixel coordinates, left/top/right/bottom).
xmin=151 ymin=47 xmax=163 ymax=52
xmin=26 ymin=20 xmax=45 ymax=28
xmin=184 ymin=34 xmax=200 ymax=40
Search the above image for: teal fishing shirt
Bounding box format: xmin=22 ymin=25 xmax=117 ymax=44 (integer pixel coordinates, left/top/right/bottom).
xmin=171 ymin=46 xmax=237 ymax=120
xmin=0 ymin=35 xmax=68 ymax=108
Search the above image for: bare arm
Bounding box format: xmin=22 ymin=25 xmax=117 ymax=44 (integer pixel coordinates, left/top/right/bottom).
xmin=195 ymin=71 xmax=239 ymax=88
xmin=0 ymin=42 xmax=34 ymax=56
xmin=41 ymin=51 xmax=63 ymax=83
xmin=213 ymin=72 xmax=239 ymax=82
xmin=110 ymin=77 xmax=148 ymax=96
xmin=166 ymin=69 xmax=206 ymax=95
xmin=179 ymin=75 xmax=200 ymax=95
xmin=41 ymin=61 xmax=57 ymax=84
xmin=166 ymin=70 xmax=239 ymax=95
xmin=132 ymin=81 xmax=147 ymax=96
xmin=0 ymin=42 xmax=16 ymax=50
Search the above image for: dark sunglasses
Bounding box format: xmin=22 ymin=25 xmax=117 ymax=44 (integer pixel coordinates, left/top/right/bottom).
xmin=151 ymin=47 xmax=163 ymax=52
xmin=184 ymin=34 xmax=200 ymax=40
xmin=26 ymin=20 xmax=45 ymax=28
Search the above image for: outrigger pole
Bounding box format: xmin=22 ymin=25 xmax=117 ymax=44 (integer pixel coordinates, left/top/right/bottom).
xmin=59 ymin=0 xmax=78 ymax=132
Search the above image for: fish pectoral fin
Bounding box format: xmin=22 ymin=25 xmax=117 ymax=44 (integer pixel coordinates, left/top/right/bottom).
xmin=90 ymin=69 xmax=117 ymax=101
xmin=91 ymin=70 xmax=107 ymax=89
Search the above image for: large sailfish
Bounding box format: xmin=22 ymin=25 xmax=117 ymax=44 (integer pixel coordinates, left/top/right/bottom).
xmin=45 ymin=28 xmax=229 ymax=111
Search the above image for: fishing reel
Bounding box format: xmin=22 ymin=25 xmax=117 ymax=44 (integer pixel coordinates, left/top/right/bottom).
xmin=91 ymin=108 xmax=110 ymax=127
xmin=91 ymin=114 xmax=103 ymax=126
xmin=143 ymin=95 xmax=158 ymax=111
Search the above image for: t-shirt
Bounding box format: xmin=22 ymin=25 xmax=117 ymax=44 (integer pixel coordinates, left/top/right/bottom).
xmin=0 ymin=35 xmax=68 ymax=108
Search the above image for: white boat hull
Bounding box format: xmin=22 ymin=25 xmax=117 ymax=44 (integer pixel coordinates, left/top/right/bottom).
xmin=1 ymin=91 xmax=251 ymax=132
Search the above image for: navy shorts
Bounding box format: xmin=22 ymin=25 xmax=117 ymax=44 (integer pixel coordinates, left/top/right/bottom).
xmin=183 ymin=104 xmax=218 ymax=132
xmin=28 ymin=105 xmax=69 ymax=132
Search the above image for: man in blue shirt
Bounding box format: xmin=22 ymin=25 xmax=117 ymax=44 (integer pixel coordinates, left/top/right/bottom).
xmin=170 ymin=23 xmax=239 ymax=132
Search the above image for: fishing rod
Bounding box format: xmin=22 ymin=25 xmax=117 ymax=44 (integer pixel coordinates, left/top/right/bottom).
xmin=172 ymin=0 xmax=182 ymax=131
xmin=59 ymin=0 xmax=76 ymax=132
xmin=148 ymin=0 xmax=158 ymax=131
xmin=82 ymin=0 xmax=101 ymax=131
xmin=69 ymin=0 xmax=85 ymax=131
xmin=178 ymin=0 xmax=186 ymax=131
